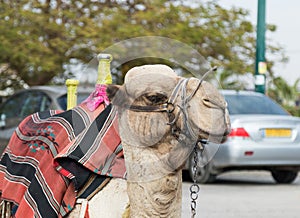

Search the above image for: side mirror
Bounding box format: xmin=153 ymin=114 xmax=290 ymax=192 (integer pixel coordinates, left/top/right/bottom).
xmin=0 ymin=114 xmax=6 ymax=130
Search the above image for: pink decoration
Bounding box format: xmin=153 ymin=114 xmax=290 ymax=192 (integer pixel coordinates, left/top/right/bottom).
xmin=83 ymin=84 xmax=110 ymax=111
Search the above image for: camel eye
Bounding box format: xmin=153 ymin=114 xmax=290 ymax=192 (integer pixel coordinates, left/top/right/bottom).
xmin=144 ymin=93 xmax=167 ymax=105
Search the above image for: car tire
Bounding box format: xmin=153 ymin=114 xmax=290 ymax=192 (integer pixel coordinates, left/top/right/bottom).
xmin=271 ymin=170 xmax=298 ymax=184
xmin=188 ymin=148 xmax=216 ymax=184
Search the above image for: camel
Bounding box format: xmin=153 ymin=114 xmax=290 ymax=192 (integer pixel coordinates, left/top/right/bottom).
xmin=102 ymin=64 xmax=229 ymax=217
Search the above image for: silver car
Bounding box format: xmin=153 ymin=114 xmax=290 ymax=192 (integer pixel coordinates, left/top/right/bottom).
xmin=0 ymin=86 xmax=93 ymax=153
xmin=188 ymin=90 xmax=300 ymax=184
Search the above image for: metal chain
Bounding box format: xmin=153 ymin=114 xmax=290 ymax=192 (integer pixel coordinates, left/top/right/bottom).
xmin=190 ymin=145 xmax=200 ymax=218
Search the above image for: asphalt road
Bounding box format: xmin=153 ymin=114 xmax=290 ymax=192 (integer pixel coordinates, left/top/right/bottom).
xmin=182 ymin=171 xmax=300 ymax=218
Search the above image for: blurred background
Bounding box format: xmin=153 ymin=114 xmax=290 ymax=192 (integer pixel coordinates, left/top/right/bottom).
xmin=0 ymin=0 xmax=299 ymax=115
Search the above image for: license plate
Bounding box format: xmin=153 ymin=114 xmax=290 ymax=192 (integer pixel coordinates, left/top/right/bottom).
xmin=264 ymin=128 xmax=292 ymax=138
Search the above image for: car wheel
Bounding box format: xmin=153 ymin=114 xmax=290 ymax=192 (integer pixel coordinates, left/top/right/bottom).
xmin=188 ymin=148 xmax=216 ymax=184
xmin=271 ymin=170 xmax=298 ymax=184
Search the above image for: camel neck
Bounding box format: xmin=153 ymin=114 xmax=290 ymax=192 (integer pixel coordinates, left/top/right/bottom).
xmin=122 ymin=143 xmax=182 ymax=218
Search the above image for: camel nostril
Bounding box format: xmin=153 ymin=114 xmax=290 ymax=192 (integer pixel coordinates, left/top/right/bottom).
xmin=202 ymin=97 xmax=219 ymax=109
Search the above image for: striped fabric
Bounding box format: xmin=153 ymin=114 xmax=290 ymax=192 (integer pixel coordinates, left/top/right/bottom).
xmin=0 ymin=102 xmax=125 ymax=218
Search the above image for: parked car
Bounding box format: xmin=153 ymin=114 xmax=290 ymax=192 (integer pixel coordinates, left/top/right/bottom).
xmin=0 ymin=86 xmax=93 ymax=153
xmin=188 ymin=90 xmax=300 ymax=184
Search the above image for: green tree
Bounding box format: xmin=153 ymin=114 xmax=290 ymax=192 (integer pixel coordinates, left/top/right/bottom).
xmin=0 ymin=0 xmax=286 ymax=91
xmin=0 ymin=64 xmax=28 ymax=96
xmin=268 ymin=76 xmax=300 ymax=116
xmin=0 ymin=0 xmax=113 ymax=87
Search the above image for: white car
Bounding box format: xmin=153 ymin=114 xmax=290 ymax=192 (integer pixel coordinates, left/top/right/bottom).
xmin=188 ymin=90 xmax=300 ymax=184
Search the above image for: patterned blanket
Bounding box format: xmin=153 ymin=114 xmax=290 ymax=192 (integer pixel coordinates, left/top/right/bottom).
xmin=0 ymin=96 xmax=125 ymax=217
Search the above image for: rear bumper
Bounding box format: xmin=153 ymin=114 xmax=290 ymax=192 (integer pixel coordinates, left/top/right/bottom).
xmin=212 ymin=140 xmax=300 ymax=169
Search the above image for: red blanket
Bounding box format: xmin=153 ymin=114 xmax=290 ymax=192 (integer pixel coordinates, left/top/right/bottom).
xmin=0 ymin=101 xmax=125 ymax=217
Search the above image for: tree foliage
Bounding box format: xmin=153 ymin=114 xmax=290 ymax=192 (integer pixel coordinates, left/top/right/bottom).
xmin=0 ymin=0 xmax=286 ymax=92
xmin=267 ymin=76 xmax=300 ymax=116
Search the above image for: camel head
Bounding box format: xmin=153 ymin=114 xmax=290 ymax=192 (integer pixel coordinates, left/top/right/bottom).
xmin=107 ymin=64 xmax=230 ymax=174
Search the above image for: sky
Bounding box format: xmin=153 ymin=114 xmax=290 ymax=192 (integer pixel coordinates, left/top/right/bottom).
xmin=216 ymin=0 xmax=300 ymax=86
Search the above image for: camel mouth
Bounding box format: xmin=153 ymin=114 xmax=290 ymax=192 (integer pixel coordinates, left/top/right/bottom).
xmin=198 ymin=128 xmax=229 ymax=144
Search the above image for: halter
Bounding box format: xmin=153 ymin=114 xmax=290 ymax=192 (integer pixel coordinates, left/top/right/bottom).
xmin=126 ymin=66 xmax=217 ymax=143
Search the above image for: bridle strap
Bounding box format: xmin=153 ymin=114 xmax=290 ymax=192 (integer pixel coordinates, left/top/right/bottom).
xmin=186 ymin=66 xmax=218 ymax=102
xmin=175 ymin=78 xmax=198 ymax=141
xmin=127 ymin=103 xmax=169 ymax=112
xmin=167 ymin=78 xmax=187 ymax=105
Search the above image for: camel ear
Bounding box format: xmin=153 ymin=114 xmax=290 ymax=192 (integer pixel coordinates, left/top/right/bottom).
xmin=106 ymin=84 xmax=120 ymax=101
xmin=106 ymin=84 xmax=127 ymax=106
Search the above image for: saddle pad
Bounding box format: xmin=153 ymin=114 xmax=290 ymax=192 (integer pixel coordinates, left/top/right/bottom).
xmin=0 ymin=102 xmax=125 ymax=218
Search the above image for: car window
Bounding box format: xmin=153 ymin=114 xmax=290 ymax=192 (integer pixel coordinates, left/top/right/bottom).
xmin=0 ymin=92 xmax=27 ymax=119
xmin=224 ymin=94 xmax=289 ymax=115
xmin=0 ymin=90 xmax=52 ymax=119
xmin=57 ymin=93 xmax=90 ymax=110
xmin=20 ymin=91 xmax=52 ymax=117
